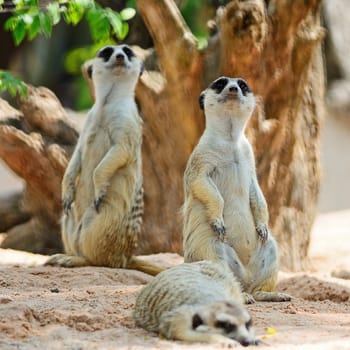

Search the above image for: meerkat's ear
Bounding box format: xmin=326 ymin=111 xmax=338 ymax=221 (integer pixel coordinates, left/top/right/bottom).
xmin=81 ymin=59 xmax=95 ymax=102
xmin=87 ymin=64 xmax=93 ymax=79
xmin=192 ymin=313 xmax=204 ymax=329
xmin=199 ymin=91 xmax=205 ymax=110
xmin=139 ymin=62 xmax=145 ymax=77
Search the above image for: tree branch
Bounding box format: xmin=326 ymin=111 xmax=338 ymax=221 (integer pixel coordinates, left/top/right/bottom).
xmin=291 ymin=9 xmax=325 ymax=95
xmin=267 ymin=0 xmax=322 ymax=69
xmin=137 ymin=0 xmax=200 ymax=83
xmin=17 ymin=85 xmax=78 ymax=145
xmin=217 ymin=0 xmax=268 ymax=90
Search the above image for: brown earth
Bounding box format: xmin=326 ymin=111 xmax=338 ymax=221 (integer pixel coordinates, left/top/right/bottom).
xmin=0 ymin=210 xmax=350 ymax=349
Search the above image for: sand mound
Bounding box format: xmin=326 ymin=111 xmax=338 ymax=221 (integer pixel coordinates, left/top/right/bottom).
xmin=277 ymin=275 xmax=350 ymax=302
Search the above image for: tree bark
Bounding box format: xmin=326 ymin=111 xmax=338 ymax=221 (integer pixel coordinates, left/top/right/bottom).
xmin=0 ymin=0 xmax=325 ymax=270
xmin=0 ymin=86 xmax=78 ymax=254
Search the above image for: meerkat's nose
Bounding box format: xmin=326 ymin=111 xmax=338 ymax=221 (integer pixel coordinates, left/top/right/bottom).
xmin=229 ymin=86 xmax=239 ymax=93
xmin=240 ymin=340 xmax=250 ymax=347
xmin=116 ymin=53 xmax=125 ymax=61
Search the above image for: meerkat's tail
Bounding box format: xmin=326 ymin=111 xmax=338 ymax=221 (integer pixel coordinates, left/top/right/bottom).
xmin=127 ymin=256 xmax=164 ymax=276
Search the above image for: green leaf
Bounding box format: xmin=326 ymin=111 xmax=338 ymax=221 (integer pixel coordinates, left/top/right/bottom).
xmin=66 ymin=1 xmax=85 ymax=26
xmin=47 ymin=2 xmax=61 ymax=25
xmin=18 ymin=83 xmax=28 ymax=97
xmin=22 ymin=13 xmax=33 ymax=25
xmin=86 ymin=8 xmax=110 ymax=42
xmin=120 ymin=7 xmax=135 ymax=21
xmin=0 ymin=70 xmax=27 ymax=97
xmin=13 ymin=20 xmax=26 ymax=45
xmin=5 ymin=16 xmax=20 ymax=32
xmin=13 ymin=0 xmax=24 ymax=8
xmin=39 ymin=12 xmax=52 ymax=37
xmin=74 ymin=0 xmax=94 ymax=9
xmin=106 ymin=9 xmax=122 ymax=36
xmin=119 ymin=21 xmax=129 ymax=40
xmin=28 ymin=14 xmax=40 ymax=40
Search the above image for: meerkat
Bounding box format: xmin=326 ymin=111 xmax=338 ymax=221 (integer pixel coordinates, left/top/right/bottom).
xmin=134 ymin=260 xmax=259 ymax=346
xmin=182 ymin=76 xmax=291 ymax=302
xmin=45 ymin=45 xmax=162 ymax=276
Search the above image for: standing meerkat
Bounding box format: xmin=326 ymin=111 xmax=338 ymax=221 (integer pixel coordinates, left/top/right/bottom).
xmin=182 ymin=76 xmax=291 ymax=302
xmin=134 ymin=261 xmax=259 ymax=346
xmin=45 ymin=45 xmax=162 ymax=276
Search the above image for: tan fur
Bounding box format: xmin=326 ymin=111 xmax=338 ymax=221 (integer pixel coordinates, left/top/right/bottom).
xmin=45 ymin=45 xmax=162 ymax=276
xmin=183 ymin=77 xmax=291 ymax=301
xmin=134 ymin=261 xmax=259 ymax=346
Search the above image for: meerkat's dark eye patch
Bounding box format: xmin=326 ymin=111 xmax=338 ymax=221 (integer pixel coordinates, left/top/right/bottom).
xmin=122 ymin=46 xmax=135 ymax=61
xmin=192 ymin=314 xmax=204 ymax=329
xmin=210 ymin=77 xmax=229 ymax=94
xmin=97 ymin=46 xmax=114 ymax=62
xmin=215 ymin=320 xmax=237 ymax=333
xmin=245 ymin=318 xmax=252 ymax=329
xmin=199 ymin=91 xmax=205 ymax=110
xmin=236 ymin=78 xmax=251 ymax=96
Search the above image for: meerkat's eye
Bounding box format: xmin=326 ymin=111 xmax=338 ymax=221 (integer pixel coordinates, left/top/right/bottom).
xmin=122 ymin=46 xmax=135 ymax=61
xmin=236 ymin=78 xmax=251 ymax=96
xmin=215 ymin=320 xmax=237 ymax=333
xmin=192 ymin=314 xmax=204 ymax=329
xmin=245 ymin=318 xmax=252 ymax=329
xmin=97 ymin=46 xmax=114 ymax=62
xmin=210 ymin=77 xmax=229 ymax=94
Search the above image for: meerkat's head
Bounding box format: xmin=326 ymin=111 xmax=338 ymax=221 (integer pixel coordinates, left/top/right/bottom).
xmin=192 ymin=301 xmax=259 ymax=346
xmin=86 ymin=44 xmax=143 ymax=99
xmin=199 ymin=77 xmax=255 ymax=127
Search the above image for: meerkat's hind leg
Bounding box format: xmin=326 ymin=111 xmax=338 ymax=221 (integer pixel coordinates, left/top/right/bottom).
xmin=60 ymin=212 xmax=78 ymax=256
xmin=253 ymin=291 xmax=291 ymax=302
xmin=214 ymin=240 xmax=246 ymax=282
xmin=44 ymin=254 xmax=89 ymax=267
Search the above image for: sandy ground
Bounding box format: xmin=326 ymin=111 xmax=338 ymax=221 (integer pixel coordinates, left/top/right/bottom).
xmin=0 ymin=210 xmax=349 ymax=350
xmin=0 ymin=105 xmax=349 ymax=349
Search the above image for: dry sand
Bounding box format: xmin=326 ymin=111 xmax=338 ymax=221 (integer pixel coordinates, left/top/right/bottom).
xmin=0 ymin=210 xmax=349 ymax=350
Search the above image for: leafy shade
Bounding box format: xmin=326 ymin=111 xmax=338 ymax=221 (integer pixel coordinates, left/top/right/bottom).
xmin=4 ymin=0 xmax=136 ymax=46
xmin=0 ymin=70 xmax=27 ymax=97
xmin=1 ymin=0 xmax=135 ymax=99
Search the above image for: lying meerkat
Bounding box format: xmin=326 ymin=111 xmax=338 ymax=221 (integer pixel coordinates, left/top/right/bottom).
xmin=182 ymin=76 xmax=291 ymax=302
xmin=45 ymin=45 xmax=162 ymax=276
xmin=134 ymin=260 xmax=259 ymax=346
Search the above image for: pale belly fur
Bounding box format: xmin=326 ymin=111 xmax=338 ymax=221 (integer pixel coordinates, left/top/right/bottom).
xmin=212 ymin=162 xmax=257 ymax=264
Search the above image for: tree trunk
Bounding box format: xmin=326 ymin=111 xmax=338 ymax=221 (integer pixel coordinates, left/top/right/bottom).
xmin=0 ymin=0 xmax=325 ymax=270
xmin=136 ymin=0 xmax=325 ymax=271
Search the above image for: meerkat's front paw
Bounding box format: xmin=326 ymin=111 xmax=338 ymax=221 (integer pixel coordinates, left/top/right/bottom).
xmin=242 ymin=292 xmax=256 ymax=304
xmin=256 ymin=223 xmax=268 ymax=244
xmin=217 ymin=337 xmax=240 ymax=348
xmin=211 ymin=218 xmax=226 ymax=241
xmin=94 ymin=188 xmax=107 ymax=212
xmin=62 ymin=190 xmax=75 ymax=214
